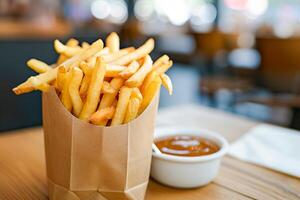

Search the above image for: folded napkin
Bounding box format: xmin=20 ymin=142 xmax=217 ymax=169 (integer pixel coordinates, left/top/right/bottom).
xmin=228 ymin=124 xmax=300 ymax=178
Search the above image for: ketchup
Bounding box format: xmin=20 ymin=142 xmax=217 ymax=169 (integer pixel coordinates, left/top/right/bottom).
xmin=155 ymin=135 xmax=219 ymax=157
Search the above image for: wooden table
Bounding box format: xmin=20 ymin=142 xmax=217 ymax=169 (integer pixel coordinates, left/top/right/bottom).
xmin=0 ymin=106 xmax=299 ymax=200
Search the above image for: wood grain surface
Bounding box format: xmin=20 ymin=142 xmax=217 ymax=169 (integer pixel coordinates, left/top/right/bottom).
xmin=0 ymin=106 xmax=299 ymax=200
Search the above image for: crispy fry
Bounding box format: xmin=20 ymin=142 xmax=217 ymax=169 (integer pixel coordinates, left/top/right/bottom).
xmin=99 ymin=78 xmax=124 ymax=109
xmin=106 ymin=65 xmax=126 ymax=77
xmin=89 ymin=106 xmax=115 ymax=125
xmin=69 ymin=67 xmax=84 ymax=117
xmin=87 ymin=47 xmax=110 ymax=67
xmin=56 ymin=66 xmax=66 ymax=91
xmin=81 ymin=42 xmax=90 ymax=49
xmin=102 ymin=47 xmax=135 ymax=63
xmin=119 ymin=60 xmax=140 ymax=79
xmin=124 ymin=97 xmax=140 ymax=123
xmin=139 ymin=76 xmax=161 ymax=114
xmin=79 ymin=57 xmax=106 ymax=120
xmin=140 ymin=70 xmax=158 ymax=95
xmin=111 ymin=39 xmax=154 ymax=65
xmin=28 ymin=77 xmax=50 ymax=92
xmin=79 ymin=74 xmax=91 ymax=99
xmin=54 ymin=39 xmax=82 ymax=57
xmin=102 ymin=81 xmax=116 ymax=94
xmin=106 ymin=32 xmax=120 ymax=53
xmin=155 ymin=60 xmax=173 ymax=75
xmin=125 ymin=55 xmax=153 ymax=87
xmin=152 ymin=55 xmax=169 ymax=70
xmin=111 ymin=87 xmax=132 ymax=126
xmin=56 ymin=38 xmax=79 ymax=65
xmin=60 ymin=71 xmax=72 ymax=112
xmin=13 ymin=39 xmax=103 ymax=95
xmin=27 ymin=59 xmax=52 ymax=73
xmin=131 ymin=87 xmax=143 ymax=101
xmin=79 ymin=61 xmax=92 ymax=75
xmin=160 ymin=73 xmax=173 ymax=95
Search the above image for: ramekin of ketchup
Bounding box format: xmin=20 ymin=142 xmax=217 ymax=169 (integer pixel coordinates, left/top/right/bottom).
xmin=151 ymin=127 xmax=228 ymax=188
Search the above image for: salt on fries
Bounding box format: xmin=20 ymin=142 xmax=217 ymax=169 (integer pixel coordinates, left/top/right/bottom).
xmin=13 ymin=32 xmax=173 ymax=126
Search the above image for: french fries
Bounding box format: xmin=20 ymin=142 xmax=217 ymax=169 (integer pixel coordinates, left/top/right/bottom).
xmin=106 ymin=32 xmax=120 ymax=53
xmin=79 ymin=57 xmax=106 ymax=120
xmin=111 ymin=39 xmax=154 ymax=65
xmin=27 ymin=59 xmax=52 ymax=73
xmin=124 ymin=97 xmax=140 ymax=123
xmin=160 ymin=73 xmax=173 ymax=95
xmin=125 ymin=55 xmax=153 ymax=87
xmin=111 ymin=87 xmax=132 ymax=126
xmin=119 ymin=60 xmax=140 ymax=79
xmin=69 ymin=67 xmax=84 ymax=117
xmin=13 ymin=38 xmax=103 ymax=95
xmin=90 ymin=106 xmax=115 ymax=125
xmin=139 ymin=75 xmax=162 ymax=114
xmin=13 ymin=33 xmax=174 ymax=126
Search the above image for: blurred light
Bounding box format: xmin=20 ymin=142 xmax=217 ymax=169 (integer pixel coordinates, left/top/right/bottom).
xmin=109 ymin=0 xmax=128 ymax=24
xmin=246 ymin=0 xmax=268 ymax=17
xmin=237 ymin=33 xmax=255 ymax=48
xmin=190 ymin=4 xmax=217 ymax=25
xmin=228 ymin=48 xmax=260 ymax=69
xmin=190 ymin=3 xmax=216 ymax=32
xmin=225 ymin=0 xmax=247 ymax=10
xmin=157 ymin=0 xmax=190 ymax=26
xmin=274 ymin=23 xmax=294 ymax=38
xmin=134 ymin=0 xmax=154 ymax=21
xmin=91 ymin=0 xmax=110 ymax=19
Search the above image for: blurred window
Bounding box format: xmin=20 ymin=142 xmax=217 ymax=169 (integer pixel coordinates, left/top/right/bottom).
xmin=219 ymin=0 xmax=300 ymax=38
xmin=134 ymin=0 xmax=216 ymax=34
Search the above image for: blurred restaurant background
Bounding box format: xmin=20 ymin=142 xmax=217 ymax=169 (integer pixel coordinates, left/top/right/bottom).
xmin=1 ymin=0 xmax=300 ymax=131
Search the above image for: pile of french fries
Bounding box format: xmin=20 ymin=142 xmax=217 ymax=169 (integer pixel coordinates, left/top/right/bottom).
xmin=13 ymin=32 xmax=173 ymax=126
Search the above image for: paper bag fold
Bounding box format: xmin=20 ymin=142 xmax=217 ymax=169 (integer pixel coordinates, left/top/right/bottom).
xmin=43 ymin=88 xmax=159 ymax=200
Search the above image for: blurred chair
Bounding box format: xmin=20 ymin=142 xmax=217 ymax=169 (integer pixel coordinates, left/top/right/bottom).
xmin=256 ymin=37 xmax=300 ymax=93
xmin=237 ymin=37 xmax=300 ymax=129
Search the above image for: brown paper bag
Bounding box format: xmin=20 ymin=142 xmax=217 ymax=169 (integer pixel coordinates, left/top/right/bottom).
xmin=42 ymin=88 xmax=159 ymax=200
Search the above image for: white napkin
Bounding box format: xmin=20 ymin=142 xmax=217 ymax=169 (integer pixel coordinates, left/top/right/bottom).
xmin=228 ymin=124 xmax=300 ymax=178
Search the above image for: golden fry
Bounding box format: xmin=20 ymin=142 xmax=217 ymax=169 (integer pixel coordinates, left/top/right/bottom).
xmin=79 ymin=57 xmax=106 ymax=120
xmin=140 ymin=70 xmax=158 ymax=95
xmin=69 ymin=67 xmax=84 ymax=117
xmin=160 ymin=73 xmax=173 ymax=95
xmin=111 ymin=39 xmax=154 ymax=65
xmin=99 ymin=78 xmax=124 ymax=109
xmin=119 ymin=60 xmax=140 ymax=79
xmin=124 ymin=97 xmax=140 ymax=123
xmin=152 ymin=55 xmax=169 ymax=70
xmin=102 ymin=47 xmax=135 ymax=63
xmin=106 ymin=32 xmax=120 ymax=53
xmin=89 ymin=106 xmax=115 ymax=125
xmin=56 ymin=38 xmax=79 ymax=65
xmin=111 ymin=87 xmax=132 ymax=126
xmin=54 ymin=39 xmax=82 ymax=57
xmin=13 ymin=39 xmax=103 ymax=95
xmin=60 ymin=71 xmax=72 ymax=112
xmin=106 ymin=65 xmax=126 ymax=77
xmin=27 ymin=59 xmax=52 ymax=73
xmin=79 ymin=61 xmax=92 ymax=75
xmin=155 ymin=60 xmax=173 ymax=75
xmin=102 ymin=81 xmax=116 ymax=94
xmin=131 ymin=87 xmax=143 ymax=101
xmin=56 ymin=66 xmax=66 ymax=91
xmin=139 ymin=76 xmax=161 ymax=114
xmin=125 ymin=55 xmax=153 ymax=87
xmin=79 ymin=74 xmax=91 ymax=99
xmin=81 ymin=42 xmax=90 ymax=49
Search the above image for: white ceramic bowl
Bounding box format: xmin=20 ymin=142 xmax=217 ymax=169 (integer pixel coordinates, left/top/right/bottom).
xmin=150 ymin=126 xmax=228 ymax=188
